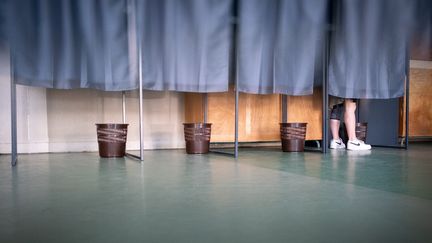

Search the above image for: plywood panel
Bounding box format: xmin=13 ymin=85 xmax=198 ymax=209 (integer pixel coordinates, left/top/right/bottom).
xmin=206 ymin=90 xmax=236 ymax=142
xmin=184 ymin=93 xmax=204 ymax=123
xmin=208 ymin=88 xmax=281 ymax=142
xmin=287 ymin=89 xmax=323 ymax=140
xmin=184 ymin=89 xmax=324 ymax=142
xmin=401 ymin=68 xmax=432 ymax=137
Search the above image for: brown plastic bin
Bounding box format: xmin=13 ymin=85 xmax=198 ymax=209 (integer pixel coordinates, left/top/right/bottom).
xmin=280 ymin=123 xmax=307 ymax=152
xmin=183 ymin=123 xmax=212 ymax=154
xmin=96 ymin=123 xmax=129 ymax=158
xmin=355 ymin=122 xmax=368 ymax=142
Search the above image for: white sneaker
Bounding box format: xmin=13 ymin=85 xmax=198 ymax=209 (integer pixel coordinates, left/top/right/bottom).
xmin=330 ymin=138 xmax=346 ymax=149
xmin=347 ymin=139 xmax=371 ymax=151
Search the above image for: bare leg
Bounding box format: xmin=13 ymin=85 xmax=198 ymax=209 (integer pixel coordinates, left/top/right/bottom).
xmin=344 ymin=99 xmax=357 ymax=141
xmin=330 ymin=119 xmax=340 ymax=140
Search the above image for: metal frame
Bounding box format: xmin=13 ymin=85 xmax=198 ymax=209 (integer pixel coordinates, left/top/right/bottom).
xmin=10 ymin=56 xmax=17 ymax=167
xmin=122 ymin=91 xmax=126 ymax=123
xmin=321 ymin=28 xmax=330 ymax=154
xmin=125 ymin=38 xmax=144 ymax=161
xmin=8 ymin=65 xmax=145 ymax=165
xmin=203 ymin=93 xmax=208 ymax=123
xmin=124 ymin=0 xmax=144 ymax=161
xmin=207 ymin=0 xmax=239 ymax=158
xmin=321 ymin=30 xmax=410 ymax=152
xmin=281 ymin=95 xmax=288 ymax=123
xmin=7 ymin=0 xmax=412 ymax=166
xmin=355 ymin=47 xmax=410 ymax=150
xmin=233 ymin=0 xmax=239 ymax=159
xmin=207 ymin=86 xmax=239 ymax=158
xmin=375 ymin=51 xmax=410 ymax=149
xmin=123 ymin=89 xmax=145 ymax=161
xmin=404 ymin=49 xmax=410 ymax=149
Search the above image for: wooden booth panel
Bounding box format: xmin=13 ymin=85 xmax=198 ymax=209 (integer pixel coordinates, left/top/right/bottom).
xmin=287 ymin=89 xmax=323 ymax=140
xmin=184 ymin=93 xmax=204 ymax=123
xmin=184 ymin=88 xmax=324 ymax=143
xmin=208 ymin=88 xmax=281 ymax=142
xmin=401 ymin=66 xmax=432 ymax=137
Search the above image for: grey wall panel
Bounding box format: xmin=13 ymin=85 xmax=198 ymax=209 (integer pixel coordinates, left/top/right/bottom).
xmin=358 ymin=99 xmax=400 ymax=146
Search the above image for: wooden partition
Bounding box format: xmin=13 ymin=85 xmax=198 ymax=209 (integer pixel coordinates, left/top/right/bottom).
xmin=400 ymin=62 xmax=432 ymax=138
xmin=184 ymin=88 xmax=323 ymax=142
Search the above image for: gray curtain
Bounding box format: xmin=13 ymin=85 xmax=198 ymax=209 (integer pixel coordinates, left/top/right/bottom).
xmin=0 ymin=0 xmax=6 ymax=48
xmin=135 ymin=0 xmax=232 ymax=93
xmin=329 ymin=0 xmax=415 ymax=99
xmin=8 ymin=0 xmax=132 ymax=91
xmin=237 ymin=0 xmax=327 ymax=95
xmin=411 ymin=0 xmax=432 ymax=61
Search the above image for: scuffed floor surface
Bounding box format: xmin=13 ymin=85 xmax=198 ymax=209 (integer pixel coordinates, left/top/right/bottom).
xmin=1 ymin=143 xmax=432 ymax=243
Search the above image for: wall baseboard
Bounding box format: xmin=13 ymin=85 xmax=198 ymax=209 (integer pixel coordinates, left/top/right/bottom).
xmin=0 ymin=141 xmax=49 ymax=154
xmin=0 ymin=139 xmax=185 ymax=154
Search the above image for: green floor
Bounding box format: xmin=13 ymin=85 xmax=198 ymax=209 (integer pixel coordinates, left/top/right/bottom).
xmin=1 ymin=143 xmax=432 ymax=243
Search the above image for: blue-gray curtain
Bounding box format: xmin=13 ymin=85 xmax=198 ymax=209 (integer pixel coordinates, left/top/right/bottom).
xmin=329 ymin=0 xmax=415 ymax=99
xmin=4 ymin=0 xmax=421 ymax=96
xmin=135 ymin=0 xmax=233 ymax=92
xmin=411 ymin=0 xmax=432 ymax=61
xmin=7 ymin=0 xmax=133 ymax=91
xmin=0 ymin=0 xmax=6 ymax=48
xmin=236 ymin=0 xmax=328 ymax=95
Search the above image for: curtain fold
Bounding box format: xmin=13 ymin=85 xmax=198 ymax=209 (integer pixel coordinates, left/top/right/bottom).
xmin=328 ymin=0 xmax=415 ymax=99
xmin=135 ymin=0 xmax=233 ymax=93
xmin=8 ymin=0 xmax=132 ymax=91
xmin=236 ymin=0 xmax=327 ymax=95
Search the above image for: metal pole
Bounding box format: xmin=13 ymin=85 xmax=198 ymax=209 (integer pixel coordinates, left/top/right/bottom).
xmin=234 ymin=86 xmax=239 ymax=158
xmin=138 ymin=41 xmax=144 ymax=161
xmin=233 ymin=0 xmax=239 ymax=158
xmin=122 ymin=91 xmax=126 ymax=123
xmin=282 ymin=95 xmax=287 ymax=123
xmin=10 ymin=56 xmax=17 ymax=167
xmin=322 ymin=29 xmax=329 ymax=154
xmin=356 ymin=99 xmax=360 ymax=122
xmin=405 ymin=51 xmax=410 ymax=150
xmin=203 ymin=93 xmax=208 ymax=123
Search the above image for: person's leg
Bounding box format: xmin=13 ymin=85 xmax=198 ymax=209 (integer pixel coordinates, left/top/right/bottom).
xmin=345 ymin=99 xmax=371 ymax=150
xmin=344 ymin=99 xmax=357 ymax=141
xmin=329 ymin=103 xmax=345 ymax=149
xmin=330 ymin=119 xmax=340 ymax=140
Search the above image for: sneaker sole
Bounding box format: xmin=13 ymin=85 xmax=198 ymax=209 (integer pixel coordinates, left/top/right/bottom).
xmin=347 ymin=146 xmax=371 ymax=151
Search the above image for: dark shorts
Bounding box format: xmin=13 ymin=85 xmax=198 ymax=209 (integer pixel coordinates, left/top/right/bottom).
xmin=330 ymin=103 xmax=344 ymax=121
xmin=329 ymin=99 xmax=358 ymax=121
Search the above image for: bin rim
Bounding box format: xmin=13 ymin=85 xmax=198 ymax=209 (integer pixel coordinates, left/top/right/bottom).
xmin=183 ymin=122 xmax=212 ymax=126
xmin=96 ymin=123 xmax=129 ymax=126
xmin=279 ymin=122 xmax=307 ymax=126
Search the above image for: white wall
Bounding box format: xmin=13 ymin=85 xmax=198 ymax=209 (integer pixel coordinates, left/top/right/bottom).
xmin=46 ymin=89 xmax=185 ymax=153
xmin=0 ymin=48 xmax=50 ymax=154
xmin=0 ymin=50 xmax=185 ymax=154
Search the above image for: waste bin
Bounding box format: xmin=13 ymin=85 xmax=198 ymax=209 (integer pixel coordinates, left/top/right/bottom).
xmin=280 ymin=123 xmax=307 ymax=152
xmin=96 ymin=123 xmax=129 ymax=158
xmin=183 ymin=123 xmax=212 ymax=154
xmin=355 ymin=122 xmax=368 ymax=142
